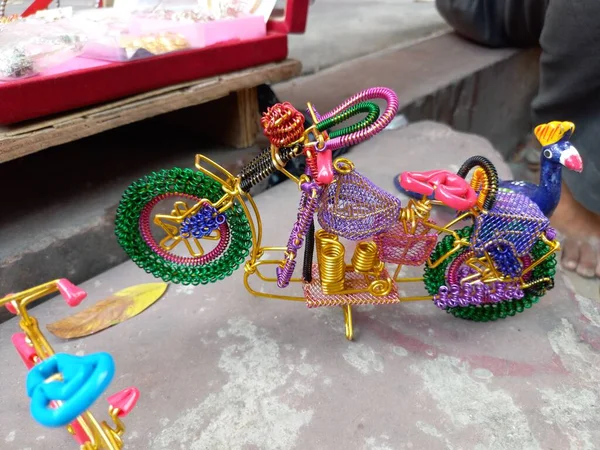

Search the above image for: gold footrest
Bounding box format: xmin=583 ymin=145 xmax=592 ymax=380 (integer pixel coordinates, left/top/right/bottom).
xmin=303 ymin=264 xmax=400 ymax=308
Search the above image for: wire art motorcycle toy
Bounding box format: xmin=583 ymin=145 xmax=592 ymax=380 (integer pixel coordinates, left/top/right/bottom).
xmin=115 ymin=87 xmax=568 ymax=340
xmin=2 ymin=279 xmax=140 ymax=449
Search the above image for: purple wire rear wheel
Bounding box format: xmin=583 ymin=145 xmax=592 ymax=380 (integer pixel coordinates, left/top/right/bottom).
xmin=423 ymin=226 xmax=557 ymax=321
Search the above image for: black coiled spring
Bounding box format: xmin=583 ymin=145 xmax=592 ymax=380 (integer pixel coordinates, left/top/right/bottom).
xmin=238 ymin=145 xmax=301 ymax=192
xmin=525 ymin=277 xmax=555 ymax=297
xmin=302 ymin=220 xmax=316 ymax=282
xmin=456 ymin=155 xmax=499 ymax=211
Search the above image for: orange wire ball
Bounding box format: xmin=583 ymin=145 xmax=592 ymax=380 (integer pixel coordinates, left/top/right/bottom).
xmin=261 ymin=102 xmax=305 ymax=147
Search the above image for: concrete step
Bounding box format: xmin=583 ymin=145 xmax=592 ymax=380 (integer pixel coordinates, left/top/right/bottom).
xmin=287 ymin=0 xmax=449 ymax=75
xmin=0 ymin=32 xmax=539 ymax=323
xmin=278 ymin=32 xmax=540 ymax=158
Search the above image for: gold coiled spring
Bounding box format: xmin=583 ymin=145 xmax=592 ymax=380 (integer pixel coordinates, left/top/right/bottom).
xmin=315 ymin=229 xmax=339 ymax=262
xmin=469 ymin=167 xmax=489 ymax=210
xmin=351 ymin=241 xmax=382 ymax=274
xmin=316 ymin=229 xmax=346 ymax=294
xmin=399 ymin=198 xmax=433 ymax=234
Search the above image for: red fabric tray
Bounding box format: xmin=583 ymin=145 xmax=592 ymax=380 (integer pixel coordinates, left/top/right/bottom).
xmin=0 ymin=0 xmax=309 ymax=125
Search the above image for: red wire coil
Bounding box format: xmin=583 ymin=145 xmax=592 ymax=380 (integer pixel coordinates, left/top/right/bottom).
xmin=261 ymin=102 xmax=305 ymax=147
xmin=305 ymin=149 xmax=319 ymax=177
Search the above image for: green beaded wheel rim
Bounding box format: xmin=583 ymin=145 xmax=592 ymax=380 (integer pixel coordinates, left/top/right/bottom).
xmin=114 ymin=168 xmax=252 ymax=285
xmin=423 ymin=225 xmax=557 ymax=322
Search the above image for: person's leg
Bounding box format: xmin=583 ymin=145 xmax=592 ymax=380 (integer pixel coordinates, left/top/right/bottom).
xmin=436 ymin=0 xmax=600 ymax=277
xmin=530 ymin=0 xmax=600 ymax=277
xmin=435 ymin=0 xmax=545 ymax=48
xmin=434 ymin=0 xmax=510 ymax=47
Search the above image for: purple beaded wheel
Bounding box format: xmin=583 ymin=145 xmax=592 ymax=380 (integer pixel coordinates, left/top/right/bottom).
xmin=423 ymin=225 xmax=557 ymax=322
xmin=440 ymin=249 xmax=533 ymax=306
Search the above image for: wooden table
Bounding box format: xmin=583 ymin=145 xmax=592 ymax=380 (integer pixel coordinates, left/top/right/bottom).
xmin=0 ymin=59 xmax=302 ymax=164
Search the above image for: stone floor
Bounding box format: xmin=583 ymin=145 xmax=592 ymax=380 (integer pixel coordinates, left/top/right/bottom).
xmin=2 ymin=122 xmax=600 ymax=449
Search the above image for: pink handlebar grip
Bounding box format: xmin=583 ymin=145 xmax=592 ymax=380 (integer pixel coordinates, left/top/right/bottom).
xmin=12 ymin=333 xmax=37 ymax=369
xmin=4 ymin=296 xmax=17 ymax=315
xmin=315 ymin=147 xmax=334 ymax=185
xmin=56 ymin=279 xmax=87 ymax=307
xmin=107 ymin=387 xmax=140 ymax=417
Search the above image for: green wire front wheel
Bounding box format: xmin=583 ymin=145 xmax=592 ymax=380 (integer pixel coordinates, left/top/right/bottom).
xmin=114 ymin=168 xmax=253 ymax=285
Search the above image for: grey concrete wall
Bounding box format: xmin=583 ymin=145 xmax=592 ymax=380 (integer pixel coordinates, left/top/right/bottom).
xmin=278 ymin=34 xmax=540 ymax=159
xmin=401 ymin=49 xmax=540 ymax=158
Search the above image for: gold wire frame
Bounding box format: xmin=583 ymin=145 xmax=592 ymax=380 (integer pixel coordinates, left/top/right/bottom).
xmin=0 ymin=281 xmax=132 ymax=450
xmin=193 ymin=154 xmax=306 ymax=302
xmin=155 ymin=150 xmax=562 ymax=341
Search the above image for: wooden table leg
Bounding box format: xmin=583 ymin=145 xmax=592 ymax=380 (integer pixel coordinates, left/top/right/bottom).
xmin=222 ymin=87 xmax=260 ymax=149
xmin=167 ymin=86 xmax=261 ymax=149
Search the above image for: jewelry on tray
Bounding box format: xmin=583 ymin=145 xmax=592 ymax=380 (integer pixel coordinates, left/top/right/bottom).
xmin=120 ymin=32 xmax=190 ymax=56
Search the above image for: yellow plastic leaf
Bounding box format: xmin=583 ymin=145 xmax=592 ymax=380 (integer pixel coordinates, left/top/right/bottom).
xmin=47 ymin=283 xmax=168 ymax=339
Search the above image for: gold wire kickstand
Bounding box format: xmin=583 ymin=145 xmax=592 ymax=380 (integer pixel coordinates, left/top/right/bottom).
xmin=342 ymin=305 xmax=353 ymax=340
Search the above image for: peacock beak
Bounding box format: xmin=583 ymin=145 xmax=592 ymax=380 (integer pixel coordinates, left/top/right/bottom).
xmin=560 ymin=145 xmax=583 ymax=172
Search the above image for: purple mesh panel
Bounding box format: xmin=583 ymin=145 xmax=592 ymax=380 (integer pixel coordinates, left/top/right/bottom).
xmin=317 ymin=168 xmax=402 ymax=241
xmin=473 ymin=190 xmax=549 ymax=257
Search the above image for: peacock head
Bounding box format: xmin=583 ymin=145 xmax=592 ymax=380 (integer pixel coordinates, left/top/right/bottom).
xmin=534 ymin=121 xmax=583 ymax=172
